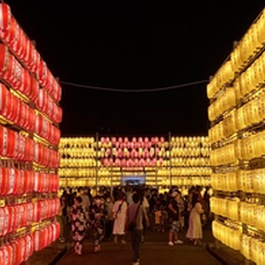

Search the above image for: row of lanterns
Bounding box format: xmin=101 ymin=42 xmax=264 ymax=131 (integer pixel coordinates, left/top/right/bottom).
xmin=171 ymin=157 xmax=210 ymax=166
xmin=0 ymin=167 xmax=59 ymax=195
xmin=36 ymin=88 xmax=62 ymax=124
xmin=33 ymin=222 xmax=60 ymax=252
xmin=0 ymin=83 xmax=60 ymax=146
xmin=0 ymin=198 xmax=59 ymax=237
xmin=231 ymin=8 xmax=265 ymax=74
xmin=0 ymin=39 xmax=62 ymax=127
xmin=0 ymin=83 xmax=36 ymax=132
xmin=33 ymin=198 xmax=60 ymax=222
xmin=35 ymin=114 xmax=61 ymax=146
xmin=0 ymin=233 xmax=34 ymax=265
xmin=59 ymin=136 xmax=209 ymax=148
xmin=240 ymin=234 xmax=265 ymax=265
xmin=237 ymin=51 xmax=265 ymax=100
xmin=210 ymin=197 xmax=240 ymax=222
xmin=157 ymin=167 xmax=212 ymax=176
xmin=101 ymin=157 xmax=165 ymax=167
xmin=207 ymin=60 xmax=234 ymax=100
xmin=212 ymin=221 xmax=242 ymax=251
xmin=0 ymin=43 xmax=39 ymax=103
xmin=59 ymin=137 xmax=95 ymax=148
xmin=210 ymin=143 xmax=237 ymax=166
xmin=208 ymin=87 xmax=236 ymax=122
xmin=60 ymin=158 xmax=97 ymax=168
xmin=0 ymin=222 xmax=60 ymax=265
xmin=0 ymin=4 xmax=62 ymax=103
xmin=58 ymin=168 xmax=96 ymax=178
xmin=210 ymin=197 xmax=265 ymax=232
xmin=60 ymin=148 xmax=95 ymax=158
xmin=209 ymin=92 xmax=265 ymax=144
xmin=211 ymin=169 xmax=265 ymax=194
xmin=0 ymin=122 xmax=60 ymax=168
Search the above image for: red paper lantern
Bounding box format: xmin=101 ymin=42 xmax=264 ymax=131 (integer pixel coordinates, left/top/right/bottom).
xmin=0 ymin=4 xmax=11 ymax=39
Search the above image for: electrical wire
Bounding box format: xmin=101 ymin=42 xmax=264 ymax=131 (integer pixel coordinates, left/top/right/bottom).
xmin=60 ymin=79 xmax=208 ymax=93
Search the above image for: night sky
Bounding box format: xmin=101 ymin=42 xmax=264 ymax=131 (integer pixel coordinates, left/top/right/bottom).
xmin=5 ymin=1 xmax=265 ymax=136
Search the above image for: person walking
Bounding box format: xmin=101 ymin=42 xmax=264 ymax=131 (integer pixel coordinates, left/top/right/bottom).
xmin=70 ymin=196 xmax=89 ymax=255
xmin=186 ymin=193 xmax=204 ymax=245
xmin=112 ymin=192 xmax=127 ymax=244
xmin=78 ymin=187 xmax=90 ymax=211
xmin=89 ymin=196 xmax=107 ymax=253
xmin=58 ymin=190 xmax=68 ymax=242
xmin=126 ymin=192 xmax=149 ymax=265
xmin=167 ymin=192 xmax=183 ymax=246
xmin=105 ymin=194 xmax=114 ymax=239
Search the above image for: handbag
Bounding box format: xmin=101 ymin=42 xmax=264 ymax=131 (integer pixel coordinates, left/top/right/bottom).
xmin=127 ymin=201 xmax=142 ymax=232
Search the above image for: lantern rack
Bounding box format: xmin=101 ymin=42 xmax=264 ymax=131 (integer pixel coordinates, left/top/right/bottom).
xmin=209 ymin=82 xmax=233 ymax=105
xmin=211 ymin=133 xmax=238 ymax=151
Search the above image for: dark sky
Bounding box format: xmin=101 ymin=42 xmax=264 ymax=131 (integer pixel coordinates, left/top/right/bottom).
xmin=5 ymin=1 xmax=265 ymax=136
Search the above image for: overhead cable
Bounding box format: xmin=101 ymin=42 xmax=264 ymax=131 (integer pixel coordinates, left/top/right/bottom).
xmin=60 ymin=79 xmax=208 ymax=93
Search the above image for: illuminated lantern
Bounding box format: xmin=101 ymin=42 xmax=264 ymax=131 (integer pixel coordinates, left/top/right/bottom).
xmin=121 ymin=159 xmax=126 ymax=167
xmin=115 ymin=158 xmax=120 ymax=167
xmin=132 ymin=137 xmax=137 ymax=143
xmin=140 ymin=158 xmax=145 ymax=167
xmin=0 ymin=3 xmax=11 ymax=39
xmin=146 ymin=158 xmax=151 ymax=167
xmin=0 ymin=83 xmax=8 ymax=118
xmin=124 ymin=137 xmax=129 ymax=143
xmin=118 ymin=137 xmax=123 ymax=144
xmin=111 ymin=137 xmax=116 ymax=144
xmin=100 ymin=137 xmax=105 ymax=144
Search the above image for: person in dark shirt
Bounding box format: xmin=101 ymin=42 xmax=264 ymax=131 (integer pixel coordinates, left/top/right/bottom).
xmin=89 ymin=196 xmax=107 ymax=253
xmin=167 ymin=192 xmax=183 ymax=246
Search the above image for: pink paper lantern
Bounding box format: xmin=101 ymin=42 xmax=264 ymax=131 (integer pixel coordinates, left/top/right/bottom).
xmin=103 ymin=158 xmax=108 ymax=166
xmin=118 ymin=137 xmax=123 ymax=143
xmin=105 ymin=137 xmax=110 ymax=143
xmin=124 ymin=137 xmax=129 ymax=143
xmin=155 ymin=147 xmax=160 ymax=155
xmin=111 ymin=137 xmax=117 ymax=144
xmin=115 ymin=158 xmax=120 ymax=167
xmin=144 ymin=137 xmax=149 ymax=143
xmin=121 ymin=159 xmax=126 ymax=167
xmin=146 ymin=158 xmax=151 ymax=166
xmin=138 ymin=137 xmax=143 ymax=143
xmin=100 ymin=137 xmax=105 ymax=144
xmin=132 ymin=137 xmax=137 ymax=143
xmin=160 ymin=137 xmax=165 ymax=143
xmin=106 ymin=148 xmax=111 ymax=156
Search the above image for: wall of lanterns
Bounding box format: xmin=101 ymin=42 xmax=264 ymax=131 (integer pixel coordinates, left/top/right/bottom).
xmin=0 ymin=3 xmax=62 ymax=264
xmin=59 ymin=135 xmax=211 ymax=188
xmin=208 ymin=6 xmax=265 ymax=265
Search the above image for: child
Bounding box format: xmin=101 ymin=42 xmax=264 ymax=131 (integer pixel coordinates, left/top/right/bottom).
xmin=153 ymin=199 xmax=165 ymax=232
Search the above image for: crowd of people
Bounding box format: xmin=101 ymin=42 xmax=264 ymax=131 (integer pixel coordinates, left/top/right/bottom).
xmin=58 ymin=185 xmax=212 ymax=265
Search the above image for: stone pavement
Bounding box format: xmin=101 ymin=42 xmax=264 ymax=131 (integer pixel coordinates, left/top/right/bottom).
xmin=22 ymin=228 xmax=250 ymax=265
xmin=56 ymin=230 xmax=221 ymax=265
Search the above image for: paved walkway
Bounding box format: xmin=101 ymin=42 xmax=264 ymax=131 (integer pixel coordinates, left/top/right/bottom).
xmin=56 ymin=231 xmax=221 ymax=265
